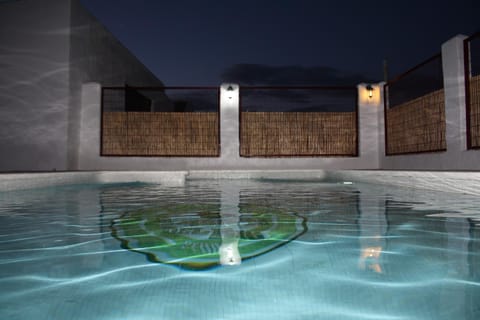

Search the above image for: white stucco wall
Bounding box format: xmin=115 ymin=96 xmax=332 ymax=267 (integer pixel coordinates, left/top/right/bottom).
xmin=68 ymin=0 xmax=164 ymax=169
xmin=0 ymin=0 xmax=165 ymax=172
xmin=0 ymin=0 xmax=71 ymax=171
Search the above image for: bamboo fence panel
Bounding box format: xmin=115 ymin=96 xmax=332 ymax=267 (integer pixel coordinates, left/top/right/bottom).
xmin=240 ymin=112 xmax=357 ymax=157
xmin=386 ymin=89 xmax=446 ymax=155
xmin=102 ymin=112 xmax=219 ymax=156
xmin=102 ymin=112 xmax=128 ymax=155
xmin=469 ymin=75 xmax=480 ymax=147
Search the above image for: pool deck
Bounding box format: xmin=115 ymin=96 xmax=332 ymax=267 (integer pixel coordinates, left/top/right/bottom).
xmin=1 ymin=170 xmax=480 ymax=195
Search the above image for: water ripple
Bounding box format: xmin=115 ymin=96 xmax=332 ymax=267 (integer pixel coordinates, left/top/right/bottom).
xmin=0 ymin=238 xmax=106 ymax=253
xmin=0 ymin=232 xmax=109 ymax=244
xmin=1 ymin=179 xmax=479 ymax=319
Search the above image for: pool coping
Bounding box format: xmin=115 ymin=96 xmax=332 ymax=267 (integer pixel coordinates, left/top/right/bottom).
xmin=325 ymin=170 xmax=480 ymax=196
xmin=0 ymin=170 xmax=480 ymax=195
xmin=0 ymin=171 xmax=188 ymax=191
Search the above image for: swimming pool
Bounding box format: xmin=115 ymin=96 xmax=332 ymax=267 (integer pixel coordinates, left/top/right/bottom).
xmin=0 ymin=178 xmax=479 ymax=319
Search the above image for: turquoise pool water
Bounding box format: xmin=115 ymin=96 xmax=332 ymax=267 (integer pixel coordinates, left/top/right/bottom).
xmin=0 ymin=179 xmax=479 ymax=319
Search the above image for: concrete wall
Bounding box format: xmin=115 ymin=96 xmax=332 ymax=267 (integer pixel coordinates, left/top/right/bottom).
xmin=0 ymin=0 xmax=71 ymax=171
xmin=0 ymin=0 xmax=164 ymax=172
xmin=78 ymin=83 xmax=382 ymax=170
xmin=77 ymin=34 xmax=477 ymax=172
xmin=381 ymin=35 xmax=480 ymax=170
xmin=68 ymin=0 xmax=164 ymax=169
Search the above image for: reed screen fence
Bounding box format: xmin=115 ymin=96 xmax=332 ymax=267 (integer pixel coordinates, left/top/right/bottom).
xmin=101 ymin=87 xmax=219 ymax=156
xmin=465 ymin=32 xmax=480 ymax=149
xmin=385 ymin=89 xmax=446 ymax=155
xmin=385 ymin=54 xmax=446 ymax=155
xmin=239 ymin=87 xmax=358 ymax=157
xmin=468 ymin=75 xmax=480 ymax=148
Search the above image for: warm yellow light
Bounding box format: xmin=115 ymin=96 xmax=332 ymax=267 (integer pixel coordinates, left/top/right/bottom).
xmin=358 ymin=83 xmax=381 ymax=105
xmin=366 ymin=85 xmax=374 ymax=99
xmin=359 ymin=246 xmax=383 ymax=273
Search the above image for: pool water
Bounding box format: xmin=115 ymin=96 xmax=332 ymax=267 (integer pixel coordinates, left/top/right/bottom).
xmin=0 ymin=179 xmax=479 ymax=319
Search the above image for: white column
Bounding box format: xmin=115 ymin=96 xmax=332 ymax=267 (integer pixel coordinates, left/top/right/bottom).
xmin=377 ymin=83 xmax=386 ymax=165
xmin=357 ymin=82 xmax=385 ymax=169
xmin=78 ymin=82 xmax=101 ymax=170
xmin=441 ymin=35 xmax=468 ymax=152
xmin=219 ymin=83 xmax=240 ymax=161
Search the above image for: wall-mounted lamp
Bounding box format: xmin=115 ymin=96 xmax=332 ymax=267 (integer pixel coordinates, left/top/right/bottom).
xmin=366 ymin=85 xmax=374 ymax=99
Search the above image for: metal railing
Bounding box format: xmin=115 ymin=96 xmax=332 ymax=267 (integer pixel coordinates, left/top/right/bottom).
xmin=101 ymin=86 xmax=220 ymax=157
xmin=464 ymin=32 xmax=480 ymax=149
xmin=384 ymin=54 xmax=446 ymax=155
xmin=239 ymin=86 xmax=358 ymax=157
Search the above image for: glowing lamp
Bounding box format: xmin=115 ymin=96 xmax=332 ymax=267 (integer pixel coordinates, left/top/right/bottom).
xmin=366 ymin=85 xmax=374 ymax=99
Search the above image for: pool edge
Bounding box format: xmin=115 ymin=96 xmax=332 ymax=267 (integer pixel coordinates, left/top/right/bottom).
xmin=1 ymin=170 xmax=480 ymax=195
xmin=0 ymin=171 xmax=188 ymax=191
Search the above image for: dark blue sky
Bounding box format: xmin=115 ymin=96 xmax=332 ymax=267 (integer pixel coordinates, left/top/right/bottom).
xmin=80 ymin=0 xmax=478 ymax=86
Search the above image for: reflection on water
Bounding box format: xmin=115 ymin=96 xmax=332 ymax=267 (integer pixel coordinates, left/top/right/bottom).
xmin=100 ymin=180 xmax=480 ymax=277
xmin=359 ymin=245 xmax=383 ymax=273
xmin=110 ymin=203 xmax=306 ymax=270
xmin=358 ymin=196 xmax=387 ymax=274
xmin=219 ymin=193 xmax=241 ymax=265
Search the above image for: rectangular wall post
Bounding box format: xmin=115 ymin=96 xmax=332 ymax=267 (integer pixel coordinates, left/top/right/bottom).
xmin=220 ymin=83 xmax=240 ymax=162
xmin=442 ymin=35 xmax=468 ymax=152
xmin=78 ymin=82 xmax=101 ymax=169
xmin=357 ymin=82 xmax=385 ymax=169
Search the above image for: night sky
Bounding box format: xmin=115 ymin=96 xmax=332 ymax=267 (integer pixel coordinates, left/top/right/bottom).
xmin=80 ymin=0 xmax=478 ymax=86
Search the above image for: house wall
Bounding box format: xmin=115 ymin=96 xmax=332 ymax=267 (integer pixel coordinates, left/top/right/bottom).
xmin=0 ymin=0 xmax=165 ymax=171
xmin=68 ymin=0 xmax=164 ymax=169
xmin=0 ymin=0 xmax=71 ymax=171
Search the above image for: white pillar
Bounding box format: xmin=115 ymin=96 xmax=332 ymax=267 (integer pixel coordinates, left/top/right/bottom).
xmin=219 ymin=83 xmax=240 ymax=162
xmin=357 ymin=82 xmax=385 ymax=169
xmin=78 ymin=82 xmax=101 ymax=170
xmin=441 ymin=35 xmax=468 ymax=152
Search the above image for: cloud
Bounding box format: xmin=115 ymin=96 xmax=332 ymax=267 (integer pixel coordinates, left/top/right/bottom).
xmin=220 ymin=63 xmax=374 ymax=86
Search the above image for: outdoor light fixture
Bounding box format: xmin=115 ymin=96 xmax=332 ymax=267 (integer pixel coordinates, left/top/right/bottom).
xmin=366 ymin=85 xmax=374 ymax=99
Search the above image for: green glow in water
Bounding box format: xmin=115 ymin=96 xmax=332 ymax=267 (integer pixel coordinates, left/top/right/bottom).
xmin=111 ymin=204 xmax=307 ymax=270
